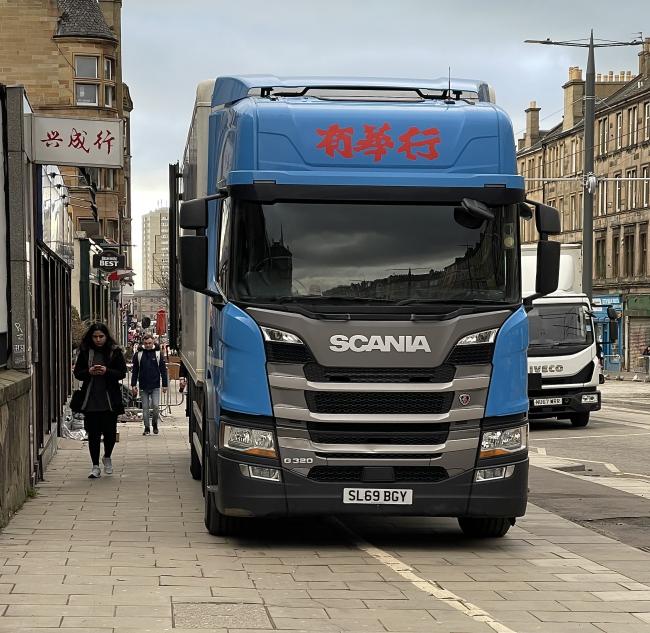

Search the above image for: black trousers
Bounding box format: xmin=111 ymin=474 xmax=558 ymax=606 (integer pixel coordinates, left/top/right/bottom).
xmin=84 ymin=411 xmax=118 ymax=465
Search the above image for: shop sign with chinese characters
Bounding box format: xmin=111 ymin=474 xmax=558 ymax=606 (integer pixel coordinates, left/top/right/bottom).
xmin=31 ymin=115 xmax=123 ymax=168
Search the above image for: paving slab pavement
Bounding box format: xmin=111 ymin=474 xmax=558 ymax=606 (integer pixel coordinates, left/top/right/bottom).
xmin=2 ymin=413 xmax=650 ymax=632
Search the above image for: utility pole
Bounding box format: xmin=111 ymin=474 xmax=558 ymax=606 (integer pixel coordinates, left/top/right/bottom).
xmin=525 ymin=33 xmax=643 ymax=300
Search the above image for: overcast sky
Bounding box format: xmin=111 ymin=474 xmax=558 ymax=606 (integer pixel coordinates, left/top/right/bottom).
xmin=121 ymin=0 xmax=647 ymax=287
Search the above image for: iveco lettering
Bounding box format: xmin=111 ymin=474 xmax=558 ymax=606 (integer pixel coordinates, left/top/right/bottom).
xmin=171 ymin=75 xmax=561 ymax=539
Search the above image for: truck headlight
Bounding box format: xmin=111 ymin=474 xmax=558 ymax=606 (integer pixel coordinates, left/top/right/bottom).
xmin=581 ymin=394 xmax=599 ymax=404
xmin=221 ymin=424 xmax=277 ymax=458
xmin=480 ymin=425 xmax=528 ymax=459
xmin=457 ymin=328 xmax=498 ymax=346
xmin=261 ymin=326 xmax=304 ymax=345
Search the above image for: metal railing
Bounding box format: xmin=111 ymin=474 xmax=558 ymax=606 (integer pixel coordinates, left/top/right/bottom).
xmin=121 ymin=360 xmax=185 ymax=421
xmin=632 ymin=355 xmax=650 ymax=382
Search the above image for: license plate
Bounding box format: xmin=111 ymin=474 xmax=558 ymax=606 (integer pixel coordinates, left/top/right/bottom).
xmin=343 ymin=488 xmax=413 ymax=505
xmin=533 ymin=397 xmax=563 ymax=406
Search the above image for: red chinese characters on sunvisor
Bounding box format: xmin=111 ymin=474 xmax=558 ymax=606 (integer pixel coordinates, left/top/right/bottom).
xmin=316 ymin=123 xmax=440 ymax=161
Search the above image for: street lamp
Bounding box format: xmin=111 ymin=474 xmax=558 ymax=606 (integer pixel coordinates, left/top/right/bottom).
xmin=525 ymin=32 xmax=643 ymax=300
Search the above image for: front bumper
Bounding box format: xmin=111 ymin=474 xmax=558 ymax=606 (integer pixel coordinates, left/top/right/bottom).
xmin=216 ymin=453 xmax=528 ymax=519
xmin=528 ymin=389 xmax=601 ymax=418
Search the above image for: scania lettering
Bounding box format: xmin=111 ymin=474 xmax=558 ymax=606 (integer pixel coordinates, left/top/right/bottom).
xmin=329 ymin=334 xmax=431 ymax=353
xmin=522 ymin=243 xmax=601 ymax=427
xmin=171 ymin=76 xmax=560 ymax=539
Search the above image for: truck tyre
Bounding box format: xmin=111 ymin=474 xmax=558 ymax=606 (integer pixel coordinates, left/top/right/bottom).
xmin=204 ymin=486 xmax=239 ymax=536
xmin=190 ymin=439 xmax=201 ymax=481
xmin=203 ymin=448 xmax=240 ymax=536
xmin=458 ymin=517 xmax=513 ymax=538
xmin=570 ymin=412 xmax=590 ymax=427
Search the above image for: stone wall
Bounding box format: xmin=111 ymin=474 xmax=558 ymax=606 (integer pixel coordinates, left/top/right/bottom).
xmin=0 ymin=371 xmax=32 ymax=528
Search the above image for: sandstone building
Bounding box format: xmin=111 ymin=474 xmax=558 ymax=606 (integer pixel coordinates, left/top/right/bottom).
xmin=517 ymin=39 xmax=650 ymax=369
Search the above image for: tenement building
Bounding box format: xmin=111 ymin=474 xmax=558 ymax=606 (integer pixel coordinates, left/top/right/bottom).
xmin=517 ymin=38 xmax=650 ymax=370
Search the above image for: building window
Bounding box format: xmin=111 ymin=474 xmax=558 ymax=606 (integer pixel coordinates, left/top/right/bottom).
xmin=643 ymin=165 xmax=649 ymax=208
xmin=624 ymin=229 xmax=635 ymax=277
xmin=570 ymin=139 xmax=577 ymax=174
xmin=645 ymin=102 xmax=650 ymax=141
xmin=75 ymin=55 xmax=98 ymax=78
xmin=570 ymin=195 xmax=577 ymax=230
xmin=104 ymin=84 xmax=116 ymax=108
xmin=559 ymin=143 xmax=565 ymax=177
xmin=595 ymin=236 xmax=606 ymax=279
xmin=75 ymin=83 xmax=98 ymax=106
xmin=598 ymin=179 xmax=608 ymax=216
xmin=104 ymin=58 xmax=115 ymax=81
xmin=86 ymin=167 xmax=100 ymax=188
xmin=616 ymin=113 xmax=623 ymax=149
xmin=104 ymin=169 xmax=116 ymax=191
xmin=628 ymin=106 xmax=638 ymax=146
xmin=640 ymin=228 xmax=648 ymax=276
xmin=612 ymin=231 xmax=620 ymax=277
xmin=626 ymin=168 xmax=637 ymax=211
xmin=105 ymin=220 xmax=119 ymax=241
xmin=615 ymin=174 xmax=622 ymax=212
xmin=598 ymin=117 xmax=608 ymax=155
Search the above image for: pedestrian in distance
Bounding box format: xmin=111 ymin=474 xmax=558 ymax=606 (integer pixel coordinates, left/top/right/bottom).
xmin=131 ymin=334 xmax=168 ymax=435
xmin=73 ymin=323 xmax=127 ymax=478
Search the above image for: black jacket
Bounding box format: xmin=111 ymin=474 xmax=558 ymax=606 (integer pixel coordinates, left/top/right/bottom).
xmin=131 ymin=347 xmax=168 ymax=390
xmin=73 ymin=345 xmax=127 ymax=414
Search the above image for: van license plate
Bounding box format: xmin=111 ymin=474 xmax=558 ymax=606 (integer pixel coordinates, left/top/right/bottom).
xmin=343 ymin=488 xmax=413 ymax=505
xmin=533 ymin=397 xmax=563 ymax=406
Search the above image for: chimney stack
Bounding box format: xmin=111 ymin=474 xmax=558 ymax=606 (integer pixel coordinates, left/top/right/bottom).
xmin=640 ymin=38 xmax=650 ymax=77
xmin=523 ymin=100 xmax=541 ymax=149
xmin=562 ymin=66 xmax=584 ymax=131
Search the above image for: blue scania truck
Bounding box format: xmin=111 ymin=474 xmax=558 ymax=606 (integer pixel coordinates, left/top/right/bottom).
xmin=171 ymin=76 xmax=560 ymax=538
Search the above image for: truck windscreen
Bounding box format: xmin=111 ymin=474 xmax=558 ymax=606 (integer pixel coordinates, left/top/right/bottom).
xmin=528 ymin=305 xmax=594 ymax=346
xmin=230 ymin=201 xmax=518 ymax=306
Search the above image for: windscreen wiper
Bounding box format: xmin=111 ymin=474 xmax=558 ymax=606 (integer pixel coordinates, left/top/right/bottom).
xmin=258 ymin=295 xmax=391 ymax=303
xmin=396 ymin=298 xmax=505 ymax=307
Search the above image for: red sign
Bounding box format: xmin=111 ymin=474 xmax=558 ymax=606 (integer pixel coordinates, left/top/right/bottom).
xmin=316 ymin=123 xmax=440 ymax=161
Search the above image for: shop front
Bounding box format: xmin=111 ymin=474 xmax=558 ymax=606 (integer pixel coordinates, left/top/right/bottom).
xmin=592 ymin=294 xmax=624 ymax=371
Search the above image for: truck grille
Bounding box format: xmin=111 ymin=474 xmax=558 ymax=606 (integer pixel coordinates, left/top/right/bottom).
xmin=538 ymin=361 xmax=595 ymax=385
xmin=305 ymin=391 xmax=454 ymax=415
xmin=265 ymin=342 xmax=314 ymax=364
xmin=304 ymin=363 xmax=455 ymax=384
xmin=308 ymin=422 xmax=449 ymax=445
xmin=447 ymin=344 xmax=493 ymax=365
xmin=308 ymin=466 xmax=448 ymax=483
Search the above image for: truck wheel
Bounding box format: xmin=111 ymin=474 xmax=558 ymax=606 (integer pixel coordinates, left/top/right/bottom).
xmin=203 ymin=448 xmax=240 ymax=536
xmin=190 ymin=439 xmax=201 ymax=480
xmin=204 ymin=487 xmax=240 ymax=536
xmin=570 ymin=412 xmax=590 ymax=427
xmin=458 ymin=517 xmax=513 ymax=538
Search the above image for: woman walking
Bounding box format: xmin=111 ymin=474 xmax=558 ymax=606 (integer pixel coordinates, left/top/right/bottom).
xmin=73 ymin=323 xmax=127 ymax=478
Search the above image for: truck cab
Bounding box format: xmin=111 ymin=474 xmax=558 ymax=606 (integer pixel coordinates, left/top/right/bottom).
xmin=174 ymin=76 xmax=561 ymax=538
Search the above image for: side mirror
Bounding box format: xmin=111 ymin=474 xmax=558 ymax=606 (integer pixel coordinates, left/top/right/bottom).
xmin=535 ymin=240 xmax=560 ymax=296
xmin=180 ymin=235 xmax=211 ymax=295
xmin=609 ymin=320 xmax=618 ymax=342
xmin=180 ymin=198 xmax=208 ymax=230
xmin=535 ymin=202 xmax=561 ymax=236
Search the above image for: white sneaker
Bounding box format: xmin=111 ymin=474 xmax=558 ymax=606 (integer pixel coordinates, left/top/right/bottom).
xmin=88 ymin=465 xmax=101 ymax=479
xmin=102 ymin=457 xmax=113 ymax=475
